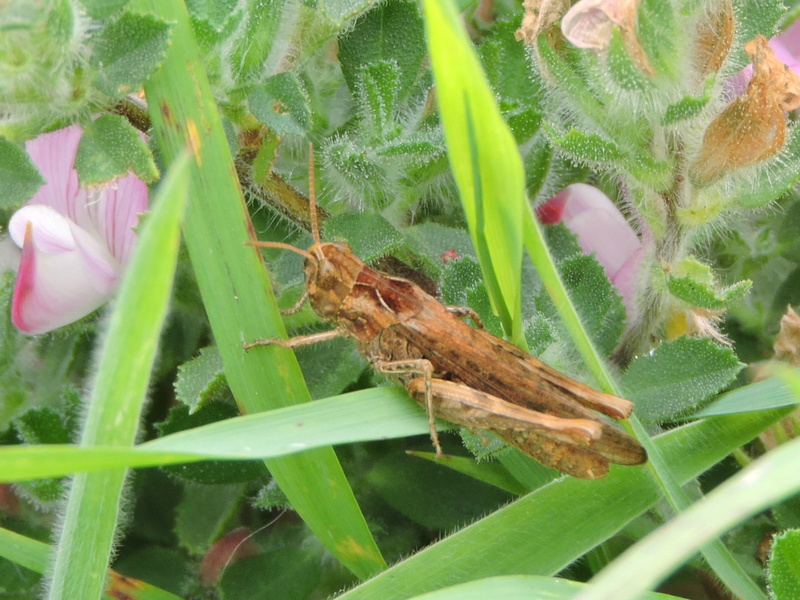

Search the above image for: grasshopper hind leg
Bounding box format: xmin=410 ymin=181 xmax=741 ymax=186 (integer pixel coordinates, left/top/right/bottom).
xmin=497 ymin=430 xmax=609 ymax=479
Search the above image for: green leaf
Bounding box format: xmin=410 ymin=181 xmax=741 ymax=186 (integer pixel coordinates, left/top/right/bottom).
xmin=662 ymin=80 xmax=713 ymax=125
xmin=74 ymin=115 xmax=159 ymax=185
xmin=295 ymin=337 xmax=366 ymax=399
xmin=478 ymin=21 xmax=539 ymax=105
xmin=729 ymin=0 xmax=785 ymax=70
xmin=368 ymin=451 xmax=511 ymax=530
xmin=406 ymin=450 xmax=528 ymax=496
xmin=691 ymin=367 xmax=800 ymax=418
xmin=15 ymin=407 xmax=70 ymax=445
xmin=667 ymin=276 xmax=752 ymax=311
xmin=338 ymin=0 xmax=425 ymax=100
xmin=607 ymin=28 xmax=651 ymax=92
xmin=226 ymin=0 xmax=293 ymax=83
xmin=90 ymin=11 xmax=172 ymax=97
xmin=219 ymin=548 xmax=321 ymax=600
xmin=524 ymin=313 xmax=557 ymax=357
xmin=0 ymin=136 xmax=44 ymax=208
xmin=79 ymin=0 xmax=131 ymax=19
xmin=325 ymin=212 xmax=404 ymax=262
xmin=0 ymin=388 xmax=433 ymax=482
xmin=555 ymin=254 xmax=626 ymax=356
xmin=550 ymin=128 xmax=625 ymax=168
xmin=424 ymin=0 xmax=527 ymax=346
xmin=769 ymin=530 xmax=800 ymax=600
xmin=13 ymin=406 xmax=70 ymax=502
xmin=174 ymin=345 xmax=227 ymax=413
xmin=248 ymin=72 xmax=311 ymax=136
xmin=636 ymin=0 xmax=677 ymax=79
xmin=441 ymin=257 xmax=504 ymax=336
xmin=357 ymin=60 xmax=401 ymax=139
xmin=549 ymin=128 xmax=673 ymax=190
xmin=175 ymin=483 xmax=244 ymax=554
xmin=623 ymin=337 xmax=743 ymax=423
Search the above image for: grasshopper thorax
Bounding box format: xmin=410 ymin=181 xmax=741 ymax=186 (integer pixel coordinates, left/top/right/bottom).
xmin=305 ymin=242 xmax=365 ymax=320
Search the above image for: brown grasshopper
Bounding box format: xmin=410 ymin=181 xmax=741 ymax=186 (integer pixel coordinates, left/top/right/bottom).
xmin=245 ymin=150 xmax=646 ymax=479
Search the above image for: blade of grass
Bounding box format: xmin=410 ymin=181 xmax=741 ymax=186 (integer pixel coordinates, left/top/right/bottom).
xmin=333 ymin=408 xmax=787 ymax=600
xmin=423 ymin=0 xmax=526 ymax=348
xmin=0 ymin=387 xmax=432 ymax=481
xmin=408 ymin=575 xmax=683 ymax=600
xmin=47 ymin=152 xmax=190 ymax=600
xmin=578 ymin=434 xmax=800 ymax=600
xmin=129 ymin=0 xmax=384 ymax=578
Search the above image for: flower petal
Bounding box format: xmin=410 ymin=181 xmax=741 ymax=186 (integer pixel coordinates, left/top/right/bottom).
xmin=538 ymin=183 xmax=640 ymax=277
xmin=611 ymin=245 xmax=645 ymax=318
xmin=87 ymin=176 xmax=148 ymax=266
xmin=11 ymin=221 xmax=120 ymax=335
xmin=9 ymin=205 xmax=76 ymax=253
xmin=24 ymin=125 xmax=83 ymax=220
xmin=538 ymin=183 xmax=643 ymax=316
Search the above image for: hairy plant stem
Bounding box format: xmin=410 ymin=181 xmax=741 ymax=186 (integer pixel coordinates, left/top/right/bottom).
xmin=614 ymin=144 xmax=690 ymax=365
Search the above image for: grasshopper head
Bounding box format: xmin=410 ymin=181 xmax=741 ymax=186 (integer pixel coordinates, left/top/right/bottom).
xmin=305 ymin=242 xmax=364 ymax=320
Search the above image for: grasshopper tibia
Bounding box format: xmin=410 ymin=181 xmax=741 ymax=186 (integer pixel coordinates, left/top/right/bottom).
xmin=373 ymin=358 xmax=441 ymax=457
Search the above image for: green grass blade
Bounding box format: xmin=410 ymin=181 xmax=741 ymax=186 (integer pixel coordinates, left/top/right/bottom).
xmin=691 ymin=367 xmax=800 ymax=418
xmin=130 ymin=0 xmax=384 ymax=578
xmin=333 ymin=408 xmax=786 ymax=600
xmin=408 ymin=575 xmax=682 ymax=600
xmin=0 ymin=525 xmax=49 ymax=573
xmin=0 ymin=388 xmax=432 ymax=481
xmin=47 ymin=153 xmax=191 ymax=600
xmin=423 ymin=0 xmax=526 ymax=348
xmin=578 ymin=434 xmax=800 ymax=600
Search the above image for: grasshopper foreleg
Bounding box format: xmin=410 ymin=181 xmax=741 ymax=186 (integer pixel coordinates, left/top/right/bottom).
xmin=372 ymin=358 xmax=442 ymax=458
xmin=280 ymin=290 xmax=309 ymax=316
xmin=243 ymin=328 xmax=345 ymax=351
xmin=445 ymin=306 xmax=484 ymax=329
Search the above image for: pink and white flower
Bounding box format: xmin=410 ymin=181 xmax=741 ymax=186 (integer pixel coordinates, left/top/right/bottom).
xmin=8 ymin=125 xmax=148 ymax=334
xmin=538 ymin=183 xmax=644 ymax=317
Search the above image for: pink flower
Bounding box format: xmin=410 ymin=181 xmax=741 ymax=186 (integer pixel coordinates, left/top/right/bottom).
xmin=8 ymin=125 xmax=148 ymax=334
xmin=538 ymin=183 xmax=644 ymax=317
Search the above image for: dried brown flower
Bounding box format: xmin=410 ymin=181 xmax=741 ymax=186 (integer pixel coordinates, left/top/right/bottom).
xmin=515 ymin=0 xmax=571 ymax=44
xmin=691 ymin=36 xmax=800 ymax=184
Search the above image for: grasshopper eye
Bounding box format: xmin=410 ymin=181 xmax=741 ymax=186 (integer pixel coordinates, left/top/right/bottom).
xmin=311 ymin=259 xmax=341 ymax=292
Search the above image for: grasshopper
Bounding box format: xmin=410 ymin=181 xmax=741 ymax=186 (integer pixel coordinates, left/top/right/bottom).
xmin=245 ymin=150 xmax=646 ymax=479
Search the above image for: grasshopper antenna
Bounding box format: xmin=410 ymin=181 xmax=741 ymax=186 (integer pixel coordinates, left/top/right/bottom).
xmin=308 ymin=142 xmax=320 ymax=244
